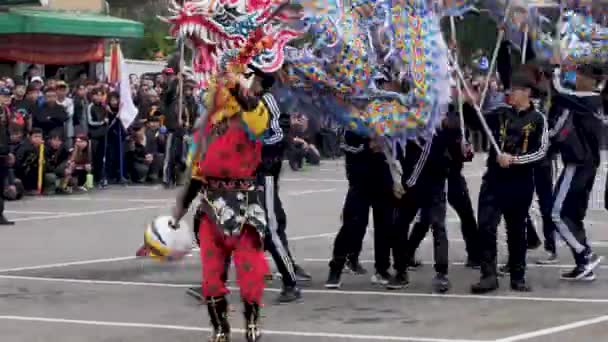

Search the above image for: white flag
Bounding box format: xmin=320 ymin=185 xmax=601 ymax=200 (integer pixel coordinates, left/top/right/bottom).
xmin=116 ymin=45 xmax=138 ymax=129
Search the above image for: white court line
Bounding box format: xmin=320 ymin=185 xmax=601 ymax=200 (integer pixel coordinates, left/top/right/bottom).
xmin=0 ymin=232 xmax=335 ymax=273
xmin=2 ymin=275 xmax=608 ymax=304
xmin=0 ymin=257 xmax=138 ymax=273
xmin=12 ymin=205 xmax=168 ymax=222
xmin=31 ymin=197 xmax=170 ymax=203
xmin=495 ymin=315 xmax=608 ymax=342
xmin=5 ymin=210 xmax=73 ymax=215
xmin=0 ymin=315 xmax=484 ymax=342
xmin=287 ymin=188 xmax=337 ymax=196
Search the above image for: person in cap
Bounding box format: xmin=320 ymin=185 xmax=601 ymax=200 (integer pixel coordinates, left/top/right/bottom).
xmin=471 ymin=67 xmax=549 ymax=294
xmin=547 ymin=63 xmax=605 ymax=281
xmin=0 ymin=87 xmax=15 ymax=224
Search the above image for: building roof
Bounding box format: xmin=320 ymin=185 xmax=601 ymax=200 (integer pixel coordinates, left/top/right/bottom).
xmin=0 ymin=7 xmax=144 ymax=38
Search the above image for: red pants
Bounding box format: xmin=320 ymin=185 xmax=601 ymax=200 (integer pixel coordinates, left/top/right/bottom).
xmin=199 ymin=217 xmax=268 ymax=304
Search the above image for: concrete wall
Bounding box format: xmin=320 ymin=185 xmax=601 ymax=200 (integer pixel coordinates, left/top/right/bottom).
xmin=48 ymin=0 xmax=104 ymax=12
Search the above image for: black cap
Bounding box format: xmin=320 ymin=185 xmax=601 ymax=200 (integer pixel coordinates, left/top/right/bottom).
xmin=247 ymin=64 xmax=275 ymax=91
xmin=510 ymin=68 xmax=537 ymax=91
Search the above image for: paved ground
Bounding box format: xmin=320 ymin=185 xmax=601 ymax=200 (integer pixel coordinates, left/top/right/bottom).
xmin=1 ymin=155 xmax=608 ymax=342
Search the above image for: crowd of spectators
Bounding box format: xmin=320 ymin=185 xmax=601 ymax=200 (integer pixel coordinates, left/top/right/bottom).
xmin=0 ymin=65 xmax=340 ymax=204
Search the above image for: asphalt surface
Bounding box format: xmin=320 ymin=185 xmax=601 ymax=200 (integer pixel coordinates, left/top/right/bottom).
xmin=1 ymin=155 xmax=608 ymax=342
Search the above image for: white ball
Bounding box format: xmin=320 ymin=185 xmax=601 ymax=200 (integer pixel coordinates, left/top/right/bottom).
xmin=146 ymin=216 xmax=193 ymax=260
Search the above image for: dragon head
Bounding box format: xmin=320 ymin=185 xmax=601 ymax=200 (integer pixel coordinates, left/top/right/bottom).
xmin=163 ymin=0 xmax=302 ymax=87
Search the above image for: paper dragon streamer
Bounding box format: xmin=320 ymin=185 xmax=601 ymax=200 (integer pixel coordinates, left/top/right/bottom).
xmin=277 ymin=0 xmax=466 ymax=141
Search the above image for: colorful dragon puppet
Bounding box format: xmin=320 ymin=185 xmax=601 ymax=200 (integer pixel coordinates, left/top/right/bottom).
xmin=277 ymin=0 xmax=472 ymax=142
xmin=162 ymin=0 xmax=303 ymax=88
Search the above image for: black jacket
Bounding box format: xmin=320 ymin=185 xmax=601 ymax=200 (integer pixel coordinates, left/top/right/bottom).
xmin=33 ymin=103 xmax=67 ymax=136
xmin=548 ymin=87 xmax=604 ymax=168
xmin=342 ymin=130 xmax=393 ymax=192
xmin=87 ymin=103 xmax=109 ymax=139
xmin=0 ymin=106 xmax=10 ymax=156
xmin=45 ymin=143 xmax=70 ymax=172
xmin=258 ymin=93 xmax=289 ymax=177
xmin=484 ymin=103 xmax=548 ymax=174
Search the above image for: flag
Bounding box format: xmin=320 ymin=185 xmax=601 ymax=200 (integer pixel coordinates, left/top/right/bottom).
xmin=113 ymin=43 xmax=139 ymax=129
xmin=108 ymin=42 xmax=120 ymax=85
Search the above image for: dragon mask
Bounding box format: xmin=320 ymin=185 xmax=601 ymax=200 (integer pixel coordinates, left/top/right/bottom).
xmin=163 ymin=0 xmax=303 ymax=87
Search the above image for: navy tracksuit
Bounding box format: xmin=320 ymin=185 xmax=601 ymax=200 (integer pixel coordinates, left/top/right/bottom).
xmin=548 ymin=74 xmax=604 ymax=266
xmin=329 ymin=131 xmax=395 ymax=274
xmin=477 ymin=103 xmax=548 ymax=281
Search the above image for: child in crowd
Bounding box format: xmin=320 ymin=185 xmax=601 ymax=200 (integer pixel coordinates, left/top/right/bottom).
xmin=45 ymin=130 xmax=70 ymax=194
xmin=64 ymin=132 xmax=93 ymax=191
xmin=14 ymin=128 xmax=56 ymax=194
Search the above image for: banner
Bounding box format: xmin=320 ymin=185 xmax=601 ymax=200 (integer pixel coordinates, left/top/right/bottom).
xmin=0 ymin=34 xmax=104 ymax=64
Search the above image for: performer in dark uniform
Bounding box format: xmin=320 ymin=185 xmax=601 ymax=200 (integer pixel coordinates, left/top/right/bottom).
xmin=471 ymin=69 xmax=548 ymax=294
xmin=548 ymin=66 xmax=604 ymax=281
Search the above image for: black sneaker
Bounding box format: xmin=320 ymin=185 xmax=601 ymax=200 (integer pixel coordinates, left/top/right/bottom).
xmin=432 ymin=273 xmax=451 ymax=293
xmin=386 ymin=272 xmax=409 ymax=290
xmin=371 ymin=271 xmax=391 ymax=286
xmin=510 ymin=279 xmax=532 ymax=292
xmin=465 ymin=259 xmax=481 ymax=269
xmin=527 ymin=239 xmax=542 ymax=250
xmin=186 ymin=287 xmax=203 ymax=301
xmin=471 ymin=276 xmax=499 ymax=294
xmin=275 ymin=286 xmax=302 ymax=304
xmin=583 ymin=253 xmax=603 ymax=274
xmin=536 ymin=252 xmax=559 ymax=265
xmin=294 ymin=264 xmax=312 ymax=282
xmin=0 ymin=216 xmax=15 ymax=226
xmin=560 ymin=266 xmax=593 ymax=281
xmin=345 ymin=259 xmax=368 ymax=275
xmin=325 ymin=268 xmax=342 ymax=289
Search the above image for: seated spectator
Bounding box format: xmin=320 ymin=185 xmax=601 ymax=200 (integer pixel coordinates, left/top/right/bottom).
xmin=45 ymin=130 xmax=70 ymax=194
xmin=287 ymin=113 xmax=320 ymax=171
xmin=14 ymin=128 xmax=56 ymax=194
xmin=33 ymin=87 xmax=67 ymax=137
xmin=126 ymin=122 xmax=162 ymax=184
xmin=64 ymin=132 xmax=93 ymax=191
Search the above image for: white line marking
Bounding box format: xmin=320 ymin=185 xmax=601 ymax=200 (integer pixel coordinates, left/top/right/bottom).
xmin=5 ymin=210 xmax=73 ymax=215
xmin=300 ymin=258 xmax=608 ymax=270
xmin=0 ymin=257 xmax=138 ymax=273
xmin=495 ymin=315 xmax=608 ymax=342
xmin=0 ymin=232 xmax=334 ymax=273
xmin=287 ymin=188 xmax=337 ymax=196
xmin=2 ymin=275 xmax=608 ymax=304
xmin=12 ymin=205 xmax=168 ymax=222
xmin=31 ymin=197 xmax=171 ymax=203
xmin=288 ymin=232 xmax=337 ymax=241
xmin=0 ymin=315 xmax=484 ymax=342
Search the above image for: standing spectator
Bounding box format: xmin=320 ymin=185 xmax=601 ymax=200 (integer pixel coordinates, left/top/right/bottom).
xmin=72 ymin=84 xmax=89 ymax=135
xmin=33 ymin=87 xmax=67 ymax=137
xmin=10 ymin=84 xmax=27 ymax=111
xmin=105 ymin=92 xmax=127 ymax=183
xmin=86 ymin=88 xmax=110 ymax=186
xmin=56 ymin=81 xmax=74 ymax=148
xmin=0 ymin=87 xmax=15 ymax=224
